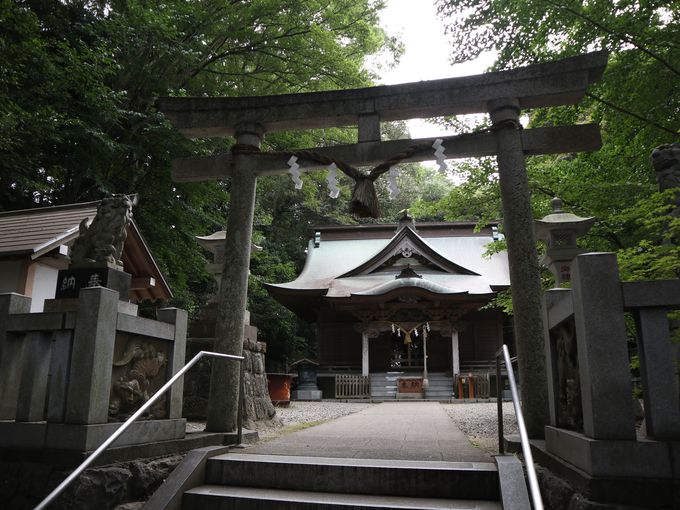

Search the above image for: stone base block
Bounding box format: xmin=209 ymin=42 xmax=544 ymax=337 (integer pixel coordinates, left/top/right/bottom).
xmin=396 ymin=393 xmax=424 ymax=399
xmin=0 ymin=421 xmax=47 ymax=449
xmin=292 ymin=390 xmax=322 ymax=401
xmin=0 ymin=430 xmax=259 ymax=472
xmin=532 ymin=435 xmax=678 ymax=509
xmin=55 ymin=266 xmax=131 ymax=300
xmin=43 ymin=297 xmax=138 ymax=315
xmin=545 ymin=425 xmax=676 ymax=478
xmin=0 ymin=418 xmax=186 ymax=452
xmin=47 ymin=418 xmax=186 ymax=451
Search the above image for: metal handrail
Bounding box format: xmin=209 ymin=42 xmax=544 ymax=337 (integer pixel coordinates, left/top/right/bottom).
xmin=496 ymin=344 xmax=544 ymax=510
xmin=35 ymin=350 xmax=245 ymax=510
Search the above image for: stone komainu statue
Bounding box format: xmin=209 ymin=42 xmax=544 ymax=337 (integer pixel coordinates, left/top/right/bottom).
xmin=651 ymin=142 xmax=680 ymax=217
xmin=70 ymin=194 xmax=133 ymax=268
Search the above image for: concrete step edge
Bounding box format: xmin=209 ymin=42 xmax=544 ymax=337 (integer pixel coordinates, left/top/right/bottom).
xmin=204 ymin=455 xmax=500 ymax=500
xmin=185 ymin=485 xmax=502 ymax=509
xmin=211 ymin=454 xmax=498 ymax=471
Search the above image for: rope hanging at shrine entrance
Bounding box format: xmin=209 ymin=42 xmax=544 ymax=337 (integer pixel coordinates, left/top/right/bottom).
xmin=231 ymin=118 xmax=522 ymax=219
xmin=392 ymin=322 xmax=431 ymax=345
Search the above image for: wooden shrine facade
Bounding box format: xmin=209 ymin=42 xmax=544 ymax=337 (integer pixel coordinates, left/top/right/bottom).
xmin=265 ymin=215 xmax=513 ymax=397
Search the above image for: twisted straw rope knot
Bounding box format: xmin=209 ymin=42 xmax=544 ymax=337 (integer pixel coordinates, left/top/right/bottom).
xmin=231 ymin=143 xmax=261 ymax=154
xmin=226 ymin=123 xmax=520 ymax=218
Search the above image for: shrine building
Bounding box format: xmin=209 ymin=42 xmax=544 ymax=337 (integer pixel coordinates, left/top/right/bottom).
xmin=265 ymin=213 xmax=513 ymax=400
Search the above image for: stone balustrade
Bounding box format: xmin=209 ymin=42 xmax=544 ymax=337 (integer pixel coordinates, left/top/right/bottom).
xmin=0 ymin=287 xmax=187 ymax=452
xmin=542 ymin=252 xmax=680 ymax=486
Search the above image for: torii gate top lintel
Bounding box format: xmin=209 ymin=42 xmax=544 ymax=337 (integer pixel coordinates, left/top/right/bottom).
xmin=158 ymin=51 xmax=607 ymax=139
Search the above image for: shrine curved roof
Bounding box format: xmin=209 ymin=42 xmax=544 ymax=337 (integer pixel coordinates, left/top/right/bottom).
xmin=349 ymin=277 xmax=472 ymax=297
xmin=265 ymin=223 xmax=510 ymax=299
xmin=325 ymin=273 xmax=499 ymax=298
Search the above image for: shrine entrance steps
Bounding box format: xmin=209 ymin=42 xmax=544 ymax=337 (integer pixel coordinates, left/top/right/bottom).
xmin=370 ymin=371 xmax=454 ymax=400
xmin=183 ymin=454 xmax=506 ymax=509
xmin=163 ymin=403 xmax=531 ymax=509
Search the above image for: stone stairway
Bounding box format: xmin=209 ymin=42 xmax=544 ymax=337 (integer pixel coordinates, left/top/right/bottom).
xmin=182 ymin=453 xmax=509 ymax=509
xmin=369 ymin=372 xmax=454 ymax=400
xmin=147 ymin=403 xmax=531 ymax=510
xmin=425 ymin=372 xmax=455 ymax=400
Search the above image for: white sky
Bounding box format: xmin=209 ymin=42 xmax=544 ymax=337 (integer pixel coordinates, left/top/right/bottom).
xmin=372 ymin=0 xmax=496 ymax=138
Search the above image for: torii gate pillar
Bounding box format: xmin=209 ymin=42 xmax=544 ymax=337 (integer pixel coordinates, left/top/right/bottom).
xmin=206 ymin=123 xmax=264 ymax=432
xmin=489 ymin=99 xmax=547 ymax=437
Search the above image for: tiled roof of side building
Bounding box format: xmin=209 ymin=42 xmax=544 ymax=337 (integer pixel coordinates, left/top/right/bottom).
xmin=0 ymin=202 xmax=99 ymax=256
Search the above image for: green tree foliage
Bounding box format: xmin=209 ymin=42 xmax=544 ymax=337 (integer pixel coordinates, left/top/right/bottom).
xmin=412 ymin=157 xmax=502 ymax=223
xmin=0 ymin=0 xmax=395 ymax=317
xmin=433 ymin=0 xmax=679 ymax=283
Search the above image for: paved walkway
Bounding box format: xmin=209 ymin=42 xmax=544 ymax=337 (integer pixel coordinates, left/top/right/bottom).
xmin=246 ymin=402 xmax=490 ymax=462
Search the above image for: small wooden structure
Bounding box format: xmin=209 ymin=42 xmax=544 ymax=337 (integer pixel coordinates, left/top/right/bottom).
xmin=335 ymin=374 xmax=370 ymax=399
xmin=0 ymin=201 xmax=172 ymax=311
xmin=397 ymin=378 xmax=423 ymax=394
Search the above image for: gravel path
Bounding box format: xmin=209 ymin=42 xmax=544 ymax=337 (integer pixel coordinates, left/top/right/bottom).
xmin=443 ymin=402 xmax=518 ymax=453
xmin=269 ymin=401 xmax=374 ymax=426
xmin=186 ymin=401 xmax=372 ymax=435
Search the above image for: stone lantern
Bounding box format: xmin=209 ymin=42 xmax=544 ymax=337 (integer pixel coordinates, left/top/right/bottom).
xmin=534 ymin=197 xmax=595 ymax=286
xmin=196 ymin=230 xmax=227 ymax=292
xmin=288 ymin=358 xmax=322 ymax=401
xmin=196 ymin=230 xmax=262 ymax=294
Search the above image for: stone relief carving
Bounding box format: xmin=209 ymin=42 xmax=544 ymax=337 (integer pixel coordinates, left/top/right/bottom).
xmin=554 ymin=319 xmax=583 ymax=431
xmin=70 ymin=194 xmax=134 ymax=268
xmin=109 ymin=338 xmax=167 ymax=421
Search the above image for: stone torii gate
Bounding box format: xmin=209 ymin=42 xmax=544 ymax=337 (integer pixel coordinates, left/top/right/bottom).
xmin=158 ymin=51 xmax=607 ymax=438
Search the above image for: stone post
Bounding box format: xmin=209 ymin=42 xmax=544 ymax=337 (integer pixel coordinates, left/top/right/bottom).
xmin=206 ymin=123 xmax=264 ymax=432
xmin=0 ymin=294 xmax=31 ymax=420
xmin=15 ymin=331 xmax=52 ymax=422
xmin=489 ymin=98 xmax=548 ymax=438
xmin=571 ymin=253 xmax=636 ymax=439
xmin=64 ymin=286 xmax=119 ymax=424
xmin=635 ymin=307 xmax=680 ymax=438
xmin=0 ymin=293 xmax=31 ymax=349
xmin=157 ymin=307 xmax=188 ymax=419
xmin=46 ymin=330 xmax=73 ymax=423
xmin=542 ymin=288 xmax=572 ymax=427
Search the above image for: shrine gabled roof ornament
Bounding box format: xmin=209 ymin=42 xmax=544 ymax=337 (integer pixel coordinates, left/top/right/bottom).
xmin=350 ymin=275 xmax=471 ymax=298
xmin=339 ymin=222 xmax=480 ymax=278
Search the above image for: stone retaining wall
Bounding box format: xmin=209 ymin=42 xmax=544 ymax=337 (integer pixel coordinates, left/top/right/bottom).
xmin=182 ymin=307 xmax=276 ymax=426
xmin=0 ymin=454 xmax=183 ymax=510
